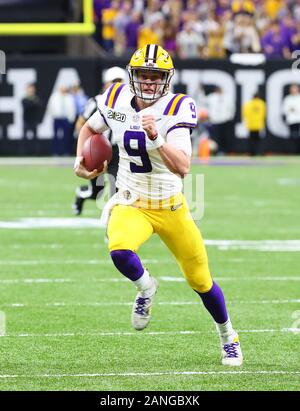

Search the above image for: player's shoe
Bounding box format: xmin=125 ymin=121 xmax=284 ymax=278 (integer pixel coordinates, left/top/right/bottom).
xmin=72 ymin=185 xmax=91 ymax=215
xmin=221 ymin=335 xmax=243 ymax=366
xmin=72 ymin=196 xmax=84 ymax=215
xmin=131 ymin=277 xmax=158 ymax=331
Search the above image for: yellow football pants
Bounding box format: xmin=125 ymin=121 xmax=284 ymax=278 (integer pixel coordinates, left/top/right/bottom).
xmin=107 ymin=194 xmax=213 ymax=293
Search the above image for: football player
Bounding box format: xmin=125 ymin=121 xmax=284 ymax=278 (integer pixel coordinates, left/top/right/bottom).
xmin=72 ymin=66 xmax=126 ymax=215
xmin=74 ymin=44 xmax=243 ymax=366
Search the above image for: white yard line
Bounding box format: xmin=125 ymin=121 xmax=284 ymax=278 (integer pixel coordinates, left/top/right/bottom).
xmin=0 ymin=259 xmax=160 ymax=265
xmin=0 ymin=328 xmax=299 ymax=338
xmin=0 ymin=278 xmax=74 ymax=284
xmin=0 ymin=370 xmax=299 ymax=379
xmin=1 ymin=299 xmax=300 ymax=308
xmin=0 ymin=218 xmax=105 ymax=229
xmin=205 ymin=240 xmax=300 ymax=252
xmin=0 ymin=276 xmax=300 ymax=284
xmin=159 ymin=276 xmax=300 ymax=282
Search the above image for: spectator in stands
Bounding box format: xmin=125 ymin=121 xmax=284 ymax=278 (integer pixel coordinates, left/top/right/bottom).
xmin=162 ymin=0 xmax=182 ymax=54
xmin=138 ymin=18 xmax=162 ymax=49
xmin=242 ymin=92 xmax=266 ymax=156
xmin=222 ymin=9 xmax=236 ymax=56
xmin=195 ymin=8 xmax=220 ymax=38
xmin=48 ymin=86 xmax=76 ymax=156
xmin=71 ymin=84 xmax=88 ymax=119
xmin=280 ymin=13 xmax=296 ymax=57
xmin=101 ymin=0 xmax=120 ymax=52
xmin=143 ymin=0 xmax=164 ymax=27
xmin=290 ymin=22 xmax=300 ymax=52
xmin=70 ymin=84 xmax=88 ymax=152
xmin=264 ymin=0 xmax=284 ymax=19
xmin=93 ymin=0 xmax=297 ymax=61
xmin=293 ymin=0 xmax=300 ymax=22
xmin=261 ymin=20 xmax=290 ymax=58
xmin=162 ymin=0 xmax=183 ymax=24
xmin=114 ymin=0 xmax=133 ymax=55
xmin=205 ymin=25 xmax=226 ymax=58
xmin=282 ymin=84 xmax=300 ymax=154
xmin=215 ymin=0 xmax=231 ymax=17
xmin=22 ymin=83 xmax=41 ymax=141
xmin=206 ymin=86 xmax=235 ymax=154
xmin=176 ymin=21 xmax=205 ymax=59
xmin=232 ymin=13 xmax=261 ymax=53
xmin=162 ymin=15 xmax=178 ymax=56
xmin=231 ymin=0 xmax=255 ymax=16
xmin=255 ymin=7 xmax=271 ymax=36
xmin=125 ymin=11 xmax=142 ymax=54
xmin=93 ymin=0 xmax=111 ymax=48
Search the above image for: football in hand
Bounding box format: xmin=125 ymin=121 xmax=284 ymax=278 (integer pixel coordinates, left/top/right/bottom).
xmin=82 ymin=133 xmax=112 ymax=173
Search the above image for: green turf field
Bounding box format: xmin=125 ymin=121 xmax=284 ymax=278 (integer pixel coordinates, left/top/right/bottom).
xmin=0 ymin=157 xmax=299 ymax=391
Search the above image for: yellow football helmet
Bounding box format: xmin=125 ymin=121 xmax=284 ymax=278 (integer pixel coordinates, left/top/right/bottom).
xmin=127 ymin=44 xmax=174 ymax=102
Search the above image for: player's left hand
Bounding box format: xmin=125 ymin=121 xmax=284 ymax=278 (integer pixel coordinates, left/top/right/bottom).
xmin=142 ymin=115 xmax=158 ymax=140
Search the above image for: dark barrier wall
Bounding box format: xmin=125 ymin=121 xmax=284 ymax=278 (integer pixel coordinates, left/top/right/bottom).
xmin=1 ymin=56 xmax=300 ymax=155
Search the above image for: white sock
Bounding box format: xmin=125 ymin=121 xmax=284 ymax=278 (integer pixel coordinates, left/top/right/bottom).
xmin=215 ymin=318 xmax=237 ymax=344
xmin=133 ymin=269 xmax=153 ymax=293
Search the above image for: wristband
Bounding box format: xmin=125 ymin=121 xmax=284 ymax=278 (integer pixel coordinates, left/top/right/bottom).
xmin=73 ymin=156 xmax=83 ymax=171
xmin=148 ymin=133 xmax=165 ymax=150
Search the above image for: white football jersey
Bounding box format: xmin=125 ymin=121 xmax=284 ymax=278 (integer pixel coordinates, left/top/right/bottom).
xmin=88 ymin=83 xmax=197 ymax=200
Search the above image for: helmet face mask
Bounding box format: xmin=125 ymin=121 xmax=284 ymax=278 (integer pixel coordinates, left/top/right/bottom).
xmin=128 ymin=67 xmax=172 ymax=102
xmin=127 ymin=44 xmax=174 ymax=103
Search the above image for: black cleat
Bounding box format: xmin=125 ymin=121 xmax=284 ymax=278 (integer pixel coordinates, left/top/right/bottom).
xmin=72 ymin=196 xmax=84 ymax=215
xmin=72 ymin=185 xmax=91 ymax=215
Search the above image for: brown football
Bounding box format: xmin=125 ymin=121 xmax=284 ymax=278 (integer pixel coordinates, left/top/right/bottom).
xmin=82 ymin=134 xmax=112 ymax=173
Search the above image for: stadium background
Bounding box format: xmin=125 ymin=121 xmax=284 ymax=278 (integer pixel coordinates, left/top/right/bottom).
xmin=1 ymin=0 xmax=300 ymax=155
xmin=0 ymin=0 xmax=300 ymax=392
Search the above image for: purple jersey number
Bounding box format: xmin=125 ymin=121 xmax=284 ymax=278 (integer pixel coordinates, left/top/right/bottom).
xmin=189 ymin=102 xmax=197 ymax=118
xmin=124 ymin=131 xmax=152 ymax=173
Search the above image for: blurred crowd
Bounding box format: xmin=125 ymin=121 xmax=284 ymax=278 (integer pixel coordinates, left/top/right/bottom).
xmin=22 ymin=83 xmax=88 ymax=156
xmin=94 ymin=0 xmax=300 ymax=59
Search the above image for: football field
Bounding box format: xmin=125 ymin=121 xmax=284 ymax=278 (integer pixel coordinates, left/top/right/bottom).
xmin=0 ymin=157 xmax=299 ymax=391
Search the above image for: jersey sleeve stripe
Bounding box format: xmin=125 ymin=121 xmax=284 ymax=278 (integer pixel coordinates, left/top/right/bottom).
xmin=104 ymin=83 xmax=115 ymax=107
xmin=172 ymin=95 xmax=189 ymax=115
xmin=111 ymin=83 xmax=125 ymax=109
xmin=163 ymin=94 xmax=187 ymax=116
xmin=104 ymin=82 xmax=124 ymax=108
xmin=163 ymin=94 xmax=180 ymax=115
xmin=167 ymin=122 xmax=197 ymax=134
xmin=107 ymin=83 xmax=121 ymax=108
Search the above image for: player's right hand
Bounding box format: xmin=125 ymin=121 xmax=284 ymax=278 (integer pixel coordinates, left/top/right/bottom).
xmin=73 ymin=157 xmax=107 ymax=180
